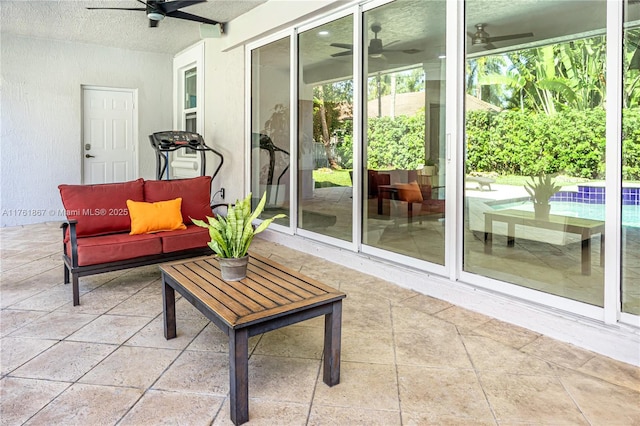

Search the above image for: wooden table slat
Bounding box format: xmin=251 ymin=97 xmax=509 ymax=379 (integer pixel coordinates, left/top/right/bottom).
xmin=168 ymin=265 xmax=242 ymax=325
xmin=189 ymin=262 xmax=273 ymax=312
xmin=247 ymin=263 xmax=323 ymax=298
xmin=250 ymin=253 xmax=339 ymax=294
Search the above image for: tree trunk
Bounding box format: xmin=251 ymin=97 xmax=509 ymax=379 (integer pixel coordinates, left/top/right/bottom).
xmin=317 ymin=86 xmax=339 ymax=169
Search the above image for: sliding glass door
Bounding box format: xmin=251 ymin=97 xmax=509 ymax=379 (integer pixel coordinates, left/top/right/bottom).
xmin=463 ymin=0 xmax=607 ymax=306
xmin=361 ymin=0 xmax=447 ymax=264
xmin=298 ymin=15 xmax=354 ymax=242
xmin=250 ymin=36 xmax=291 ymax=225
xmin=623 ymin=1 xmax=640 ymax=316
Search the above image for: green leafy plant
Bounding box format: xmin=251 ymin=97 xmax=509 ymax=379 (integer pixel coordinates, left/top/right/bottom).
xmin=192 ymin=192 xmax=286 ymax=258
xmin=524 ymin=174 xmax=561 ymax=206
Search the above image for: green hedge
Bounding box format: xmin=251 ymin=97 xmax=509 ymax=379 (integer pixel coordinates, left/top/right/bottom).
xmin=467 ymin=108 xmax=640 ymax=180
xmin=334 ymin=107 xmax=640 ymax=180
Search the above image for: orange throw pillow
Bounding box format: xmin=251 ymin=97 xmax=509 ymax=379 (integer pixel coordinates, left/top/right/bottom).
xmin=127 ymin=198 xmax=187 ymax=235
xmin=396 ymin=181 xmax=423 ymax=203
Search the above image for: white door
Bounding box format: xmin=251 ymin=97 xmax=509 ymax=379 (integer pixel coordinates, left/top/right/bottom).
xmin=82 ymin=87 xmax=137 ymax=184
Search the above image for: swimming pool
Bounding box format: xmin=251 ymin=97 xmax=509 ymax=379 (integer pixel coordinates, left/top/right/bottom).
xmin=491 ymin=200 xmax=640 ymax=228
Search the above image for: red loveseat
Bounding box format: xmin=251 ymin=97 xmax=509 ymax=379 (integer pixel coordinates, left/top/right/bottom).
xmin=58 ymin=176 xmax=215 ymax=305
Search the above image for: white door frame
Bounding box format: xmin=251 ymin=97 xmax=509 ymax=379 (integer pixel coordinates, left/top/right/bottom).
xmin=81 ymin=85 xmax=139 ymax=184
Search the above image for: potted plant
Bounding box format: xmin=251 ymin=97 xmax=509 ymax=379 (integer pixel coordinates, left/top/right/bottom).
xmin=192 ymin=192 xmax=286 ymax=281
xmin=524 ymin=174 xmax=561 ymax=220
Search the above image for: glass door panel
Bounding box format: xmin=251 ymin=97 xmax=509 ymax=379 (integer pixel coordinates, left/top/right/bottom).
xmin=362 ymin=0 xmax=446 ymax=264
xmin=623 ymin=1 xmax=640 ymax=315
xmin=298 ymin=16 xmax=354 ymax=241
xmin=463 ymin=0 xmax=607 ymax=305
xmin=251 ymin=37 xmax=291 ymax=224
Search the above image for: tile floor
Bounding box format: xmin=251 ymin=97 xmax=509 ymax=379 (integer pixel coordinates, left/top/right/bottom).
xmin=1 ymin=222 xmax=639 ymax=425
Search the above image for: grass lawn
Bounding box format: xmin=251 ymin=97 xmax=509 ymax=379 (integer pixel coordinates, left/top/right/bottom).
xmin=313 ymin=168 xmax=353 ymax=188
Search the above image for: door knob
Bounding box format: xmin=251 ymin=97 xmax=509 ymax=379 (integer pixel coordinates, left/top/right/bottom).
xmin=85 ymin=154 xmax=95 ymax=158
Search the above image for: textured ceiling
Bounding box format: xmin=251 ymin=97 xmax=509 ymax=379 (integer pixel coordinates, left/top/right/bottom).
xmin=0 ymin=0 xmax=267 ymax=54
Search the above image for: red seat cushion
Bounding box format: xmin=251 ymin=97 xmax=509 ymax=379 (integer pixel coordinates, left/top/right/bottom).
xmin=160 ymin=225 xmax=211 ymax=253
xmin=144 ymin=176 xmax=213 ymax=225
xmin=58 ymin=179 xmax=144 ymax=237
xmin=68 ymin=233 xmax=162 ymax=266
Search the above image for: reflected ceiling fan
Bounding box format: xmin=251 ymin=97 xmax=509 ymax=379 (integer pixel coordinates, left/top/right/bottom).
xmin=86 ymin=0 xmax=222 ymax=28
xmin=331 ymin=24 xmax=422 ymax=58
xmin=468 ymin=23 xmax=533 ymax=50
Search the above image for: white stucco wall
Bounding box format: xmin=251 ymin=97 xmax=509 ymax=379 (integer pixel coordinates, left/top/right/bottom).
xmin=0 ymin=34 xmax=172 ymax=227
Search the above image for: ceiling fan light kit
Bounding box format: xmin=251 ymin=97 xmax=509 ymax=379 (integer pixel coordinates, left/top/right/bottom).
xmin=468 ymin=23 xmax=534 ymax=50
xmin=87 ymin=0 xmax=223 ymax=30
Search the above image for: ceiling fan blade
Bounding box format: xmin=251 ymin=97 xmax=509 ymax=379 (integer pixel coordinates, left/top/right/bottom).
xmin=487 ymin=32 xmax=534 ymax=43
xmin=331 ymin=50 xmax=354 ymax=57
xmin=160 ymin=0 xmax=206 ymax=14
xmin=330 ymin=43 xmax=353 ymax=50
xmin=484 ymin=42 xmax=496 ymax=50
xmin=166 ymin=10 xmax=220 ymax=25
xmin=86 ymin=7 xmax=146 ymax=11
xmin=135 ymin=0 xmax=148 ymax=6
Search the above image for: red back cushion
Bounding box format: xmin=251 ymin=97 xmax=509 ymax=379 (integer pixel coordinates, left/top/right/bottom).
xmin=144 ymin=176 xmax=213 ymax=224
xmin=58 ymin=178 xmax=145 ymax=237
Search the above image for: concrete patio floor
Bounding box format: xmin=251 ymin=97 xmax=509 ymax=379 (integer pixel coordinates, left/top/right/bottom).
xmin=1 ymin=222 xmax=639 ymax=425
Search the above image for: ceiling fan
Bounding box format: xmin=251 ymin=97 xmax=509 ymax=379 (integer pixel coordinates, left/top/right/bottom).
xmin=86 ymin=0 xmax=222 ymax=28
xmin=468 ymin=23 xmax=533 ymax=50
xmin=331 ymin=24 xmax=422 ymax=58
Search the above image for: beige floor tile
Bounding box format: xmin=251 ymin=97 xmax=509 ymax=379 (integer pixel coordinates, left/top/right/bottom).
xmin=313 ymin=361 xmax=399 ymax=411
xmin=394 ymin=330 xmax=473 ymax=369
xmin=187 ymin=322 xmax=262 ymax=353
xmin=520 ymin=335 xmax=596 ymax=369
xmin=7 ymin=311 xmax=98 ymax=340
xmin=559 ymin=368 xmax=640 ymax=425
xmin=247 ymin=355 xmax=320 ymax=404
xmin=213 ymin=399 xmax=309 ymax=426
xmin=126 ymin=314 xmax=209 ymax=349
xmin=67 ymin=314 xmax=151 ymax=344
xmin=308 ymin=405 xmax=401 ymax=425
xmin=392 ymin=305 xmax=457 ymax=336
xmin=341 ymin=327 xmax=395 ymax=364
xmin=391 ymin=292 xmax=452 ymax=315
xmin=120 ymin=389 xmax=224 ymax=426
xmin=24 ymin=383 xmax=142 ymax=425
xmin=467 ymin=318 xmax=541 ymax=350
xmin=578 ymin=354 xmax=640 ymax=392
xmin=402 ymin=412 xmax=497 ymax=425
xmin=0 ymin=377 xmax=70 ymax=426
xmin=107 ymin=283 xmax=163 ymax=317
xmin=462 ymin=334 xmax=556 ymax=376
xmin=0 ymin=309 xmax=48 ymax=337
xmin=0 ymin=336 xmax=58 ymax=375
xmin=480 ymin=372 xmax=587 ymax=425
xmin=55 ymin=290 xmax=140 ymax=315
xmin=153 ymin=350 xmax=230 ymax=395
xmin=253 ymin=324 xmax=324 ymax=359
xmin=11 ymin=341 xmax=116 ymax=381
xmin=433 ymin=305 xmax=492 ymax=333
xmin=341 ymin=298 xmax=392 ymax=332
xmin=397 ymin=365 xmax=494 ymax=423
xmin=79 ymin=345 xmax=181 ymax=388
xmin=9 ymin=284 xmax=72 ymax=312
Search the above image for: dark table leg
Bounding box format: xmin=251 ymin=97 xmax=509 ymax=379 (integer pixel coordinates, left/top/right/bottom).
xmin=581 ymin=230 xmax=591 ymax=276
xmin=229 ymin=328 xmax=249 ymax=425
xmin=484 ymin=216 xmax=493 ymax=255
xmin=323 ymin=300 xmax=342 ymax=387
xmin=507 ymin=223 xmax=515 ymax=247
xmin=163 ymin=277 xmax=176 ymax=340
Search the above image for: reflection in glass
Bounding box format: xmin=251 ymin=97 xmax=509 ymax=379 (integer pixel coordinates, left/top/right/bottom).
xmin=251 ymin=37 xmax=291 ymax=225
xmin=463 ymin=0 xmax=606 ymax=305
xmin=623 ymin=1 xmax=640 ymax=315
xmin=184 ymin=67 xmax=197 ymax=109
xmin=362 ymin=0 xmax=446 ymax=264
xmin=298 ymin=16 xmax=353 ymax=241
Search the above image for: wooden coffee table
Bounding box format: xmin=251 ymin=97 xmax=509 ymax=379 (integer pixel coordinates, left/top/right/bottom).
xmin=160 ymin=253 xmax=346 ymax=425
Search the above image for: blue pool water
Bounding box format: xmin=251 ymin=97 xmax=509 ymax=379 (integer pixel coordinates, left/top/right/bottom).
xmin=491 ymin=200 xmax=640 ymax=228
